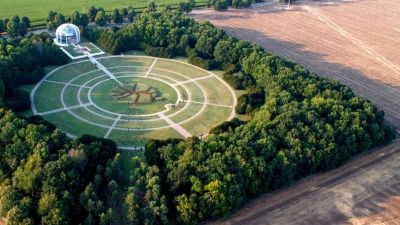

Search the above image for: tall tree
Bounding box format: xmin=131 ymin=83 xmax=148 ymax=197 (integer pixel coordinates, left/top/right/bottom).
xmin=95 ymin=11 xmax=107 ymax=26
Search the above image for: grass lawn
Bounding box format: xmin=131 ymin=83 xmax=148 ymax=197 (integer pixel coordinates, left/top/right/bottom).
xmin=0 ymin=0 xmax=206 ymax=27
xmin=34 ymin=82 xmax=64 ymax=112
xmin=46 ymin=62 xmax=97 ymax=82
xmin=182 ymin=105 xmax=232 ymax=135
xmin=197 ymin=77 xmax=235 ymax=106
xmin=155 ymin=58 xmax=209 ymax=78
xmin=33 ymin=55 xmax=236 ymax=147
xmin=43 ymin=111 xmax=108 ymax=137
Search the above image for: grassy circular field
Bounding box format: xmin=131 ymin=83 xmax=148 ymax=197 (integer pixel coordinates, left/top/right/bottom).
xmin=31 ymin=56 xmax=236 ymax=149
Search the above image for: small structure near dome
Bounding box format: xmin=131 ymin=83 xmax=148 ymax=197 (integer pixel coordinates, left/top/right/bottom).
xmin=54 ymin=23 xmax=80 ymax=47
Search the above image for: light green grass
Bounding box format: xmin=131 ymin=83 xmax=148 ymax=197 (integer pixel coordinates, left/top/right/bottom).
xmin=115 ymin=119 xmax=168 ymax=129
xmin=70 ymin=108 xmax=115 ymax=126
xmin=167 ymin=102 xmax=203 ymax=122
xmin=197 ymin=77 xmax=234 ymax=106
xmin=182 ymin=105 xmax=232 ymax=136
xmin=0 ymin=0 xmax=206 ymax=27
xmin=70 ymin=70 xmax=105 ymax=86
xmin=46 ymin=62 xmax=97 ymax=82
xmin=150 ymin=68 xmax=187 ymax=82
xmin=34 ymin=82 xmax=63 ymax=112
xmin=108 ymin=67 xmax=148 ymax=75
xmin=43 ymin=111 xmax=108 ymax=137
xmin=63 ymin=85 xmax=81 ymax=106
xmin=155 ymin=59 xmax=209 ymax=78
xmin=98 ymin=56 xmax=154 ymax=68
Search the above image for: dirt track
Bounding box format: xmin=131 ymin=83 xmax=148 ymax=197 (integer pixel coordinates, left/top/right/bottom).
xmin=192 ymin=0 xmax=400 ymax=129
xmin=192 ymin=0 xmax=400 ymax=224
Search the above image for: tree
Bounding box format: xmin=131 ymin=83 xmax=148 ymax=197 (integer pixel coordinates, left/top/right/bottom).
xmin=80 ymin=13 xmax=89 ymax=27
xmin=18 ymin=21 xmax=28 ymax=36
xmin=21 ymin=17 xmax=30 ymax=28
xmin=0 ymin=79 xmax=4 ymax=104
xmin=178 ymin=2 xmax=192 ymax=14
xmin=11 ymin=15 xmax=20 ymax=24
xmin=120 ymin=8 xmax=128 ymax=17
xmin=127 ymin=9 xmax=136 ymax=22
xmin=111 ymin=9 xmax=123 ymax=24
xmin=53 ymin=14 xmax=65 ymax=27
xmin=146 ymin=1 xmax=157 ymax=13
xmin=0 ymin=20 xmax=4 ymax=33
xmin=88 ymin=6 xmax=98 ymax=22
xmin=214 ymin=0 xmax=228 ymax=11
xmin=71 ymin=11 xmax=81 ymax=25
xmin=95 ymin=11 xmax=107 ymax=26
xmin=6 ymin=20 xmax=19 ymax=37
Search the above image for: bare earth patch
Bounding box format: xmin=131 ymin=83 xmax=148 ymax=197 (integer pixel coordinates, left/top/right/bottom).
xmin=192 ymin=0 xmax=400 ymax=224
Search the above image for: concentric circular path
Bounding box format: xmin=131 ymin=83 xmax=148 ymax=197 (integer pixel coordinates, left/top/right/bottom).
xmin=31 ymin=56 xmax=237 ymax=149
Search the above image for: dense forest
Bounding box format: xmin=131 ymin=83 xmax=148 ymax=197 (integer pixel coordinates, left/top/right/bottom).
xmin=0 ymin=9 xmax=395 ymax=225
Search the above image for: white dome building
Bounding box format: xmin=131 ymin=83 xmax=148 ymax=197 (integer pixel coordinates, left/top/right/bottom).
xmin=54 ymin=23 xmax=80 ymax=47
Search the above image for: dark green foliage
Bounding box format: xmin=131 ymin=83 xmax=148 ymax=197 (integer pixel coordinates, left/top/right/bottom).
xmin=127 ymin=9 xmax=136 ymax=22
xmin=0 ymin=108 xmax=122 ymax=225
xmin=144 ymin=45 xmax=174 ymax=58
xmin=4 ymin=89 xmax=30 ymax=112
xmin=87 ymin=6 xmax=98 ymax=22
xmin=223 ymin=71 xmax=255 ymax=90
xmin=111 ymin=8 xmax=123 ymax=24
xmin=146 ymin=1 xmax=157 ymax=13
xmin=178 ymin=2 xmax=193 ymax=14
xmin=214 ymin=0 xmax=228 ymax=11
xmin=209 ymin=118 xmax=245 ymax=135
xmin=236 ymin=88 xmax=265 ymax=114
xmin=46 ymin=12 xmax=65 ymax=31
xmin=0 ymin=20 xmax=4 ymax=33
xmin=95 ymin=11 xmax=107 ymax=26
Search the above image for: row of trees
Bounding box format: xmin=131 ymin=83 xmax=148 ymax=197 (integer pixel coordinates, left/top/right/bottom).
xmin=0 ymin=16 xmax=31 ymax=37
xmin=206 ymin=0 xmax=252 ymax=11
xmin=46 ymin=6 xmax=137 ymax=31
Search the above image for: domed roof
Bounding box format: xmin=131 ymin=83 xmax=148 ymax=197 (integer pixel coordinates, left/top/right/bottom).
xmin=56 ymin=23 xmax=79 ymax=37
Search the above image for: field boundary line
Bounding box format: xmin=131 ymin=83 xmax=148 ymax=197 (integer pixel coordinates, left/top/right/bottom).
xmin=104 ymin=115 xmax=122 ymax=138
xmin=38 ymin=103 xmax=92 ymax=116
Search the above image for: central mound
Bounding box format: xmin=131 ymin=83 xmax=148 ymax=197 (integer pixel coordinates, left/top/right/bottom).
xmin=90 ymin=76 xmax=178 ymax=115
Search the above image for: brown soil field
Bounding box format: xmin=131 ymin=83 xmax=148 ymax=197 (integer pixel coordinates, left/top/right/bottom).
xmin=192 ymin=0 xmax=400 ymax=129
xmin=191 ymin=0 xmax=400 ymax=224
